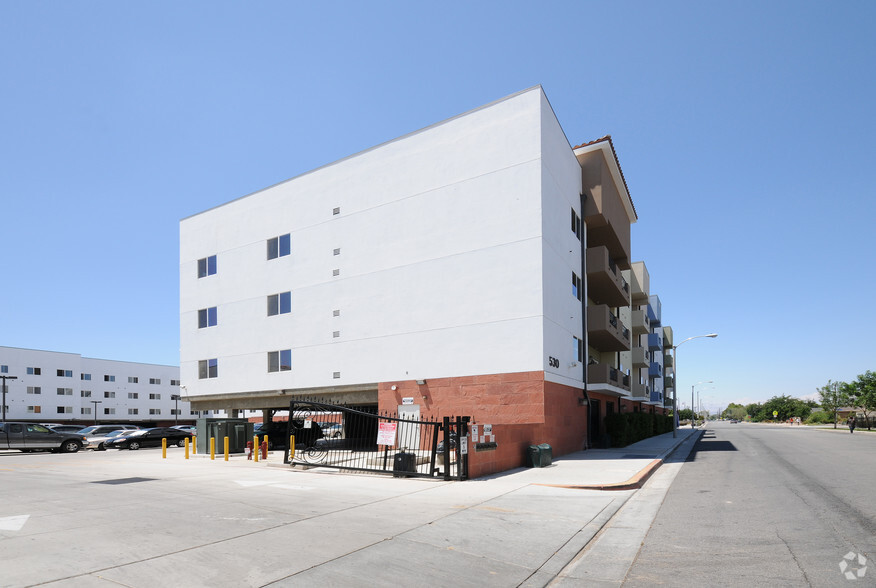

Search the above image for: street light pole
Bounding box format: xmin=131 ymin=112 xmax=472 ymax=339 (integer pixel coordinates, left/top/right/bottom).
xmin=1 ymin=375 xmax=18 ymax=423
xmin=90 ymin=400 xmax=102 ymax=425
xmin=673 ymin=333 xmax=718 ymax=436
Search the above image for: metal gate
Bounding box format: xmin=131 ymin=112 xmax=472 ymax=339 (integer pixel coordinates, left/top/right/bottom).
xmin=280 ymin=400 xmax=469 ymax=480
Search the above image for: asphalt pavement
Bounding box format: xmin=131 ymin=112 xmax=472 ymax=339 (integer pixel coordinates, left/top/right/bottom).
xmin=0 ymin=428 xmax=700 ymax=587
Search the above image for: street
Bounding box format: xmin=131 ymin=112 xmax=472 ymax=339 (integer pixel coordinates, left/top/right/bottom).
xmin=625 ymin=422 xmax=875 ymax=587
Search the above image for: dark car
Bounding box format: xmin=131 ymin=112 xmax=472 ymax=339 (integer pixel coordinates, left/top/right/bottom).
xmin=254 ymin=420 xmax=323 ymax=450
xmin=105 ymin=427 xmax=193 ymax=450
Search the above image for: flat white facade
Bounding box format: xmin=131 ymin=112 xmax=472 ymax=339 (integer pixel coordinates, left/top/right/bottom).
xmin=180 ymin=87 xmax=586 ymax=408
xmin=0 ymin=346 xmax=200 ymax=423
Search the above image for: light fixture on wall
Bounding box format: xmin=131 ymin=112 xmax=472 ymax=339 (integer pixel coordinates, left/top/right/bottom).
xmin=391 ymin=385 xmax=398 ymax=391
xmin=416 ymin=379 xmax=426 ymax=385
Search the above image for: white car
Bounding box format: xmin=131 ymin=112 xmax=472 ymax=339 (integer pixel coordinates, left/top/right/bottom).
xmin=87 ymin=429 xmax=134 ymax=451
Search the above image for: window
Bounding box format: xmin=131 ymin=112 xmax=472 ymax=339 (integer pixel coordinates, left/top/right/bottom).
xmin=572 ymin=272 xmax=582 ymax=301
xmin=333 ymin=248 xmax=341 ymax=256
xmin=171 ymin=379 xmax=180 ymax=386
xmin=333 ymin=371 xmax=341 ymax=379
xmin=27 ymin=367 xmax=41 ymax=375
xmin=333 ymin=331 xmax=340 ymax=338
xmin=198 ymin=359 xmax=218 ymax=379
xmin=27 ymin=386 xmax=41 ymax=395
xmin=171 ymin=409 xmax=181 ymax=415
xmin=267 ymin=350 xmax=292 ymax=373
xmin=81 ymin=373 xmax=91 ymax=381
xmin=128 ymin=408 xmax=139 ymax=415
xmin=0 ymin=365 xmax=6 ymax=373
xmin=27 ymin=406 xmax=41 ymax=414
xmin=198 ymin=307 xmax=218 ymax=328
xmin=198 ymin=255 xmax=217 ymax=278
xmin=128 ymin=376 xmax=138 ymax=384
xmin=56 ymin=388 xmax=73 ymax=396
xmin=333 ymin=309 xmax=340 ymax=317
xmin=56 ymin=406 xmax=72 ymax=414
xmin=574 ymin=336 xmax=584 ymax=362
xmin=104 ymin=375 xmax=115 ymax=382
xmin=81 ymin=390 xmax=91 ymax=398
xmin=571 ymin=207 xmax=581 ymax=240
xmin=149 ymin=393 xmax=161 ymax=400
xmin=56 ymin=369 xmax=73 ymax=378
xmin=332 ymin=269 xmax=340 ymax=276
xmin=128 ymin=392 xmax=139 ymax=399
xmin=267 ymin=233 xmax=291 ymax=260
xmin=267 ymin=292 xmax=291 ymax=316
xmin=149 ymin=378 xmax=161 ymax=385
xmin=104 ymin=408 xmax=116 ymax=415
xmin=150 ymin=408 xmax=161 ymax=415
xmin=81 ymin=407 xmax=91 ymax=415
xmin=332 ymin=207 xmax=340 ymax=215
xmin=104 ymin=391 xmax=116 ymax=399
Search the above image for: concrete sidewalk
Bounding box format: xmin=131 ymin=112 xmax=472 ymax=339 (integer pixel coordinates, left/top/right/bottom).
xmin=3 ymin=428 xmax=699 ymax=588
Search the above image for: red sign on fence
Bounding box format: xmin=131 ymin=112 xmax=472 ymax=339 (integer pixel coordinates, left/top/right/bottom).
xmin=376 ymin=422 xmax=397 ymax=446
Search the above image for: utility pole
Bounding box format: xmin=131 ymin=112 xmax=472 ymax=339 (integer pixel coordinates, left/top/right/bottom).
xmin=1 ymin=375 xmax=18 ymax=422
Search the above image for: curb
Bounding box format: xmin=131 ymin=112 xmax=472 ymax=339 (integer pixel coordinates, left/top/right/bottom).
xmin=534 ymin=429 xmax=700 ymax=492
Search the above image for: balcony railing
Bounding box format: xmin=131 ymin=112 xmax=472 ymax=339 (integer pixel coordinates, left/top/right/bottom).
xmin=587 ymin=363 xmax=631 ymax=392
xmin=586 ymin=246 xmax=631 ymax=307
xmin=587 ymin=304 xmax=632 ymax=352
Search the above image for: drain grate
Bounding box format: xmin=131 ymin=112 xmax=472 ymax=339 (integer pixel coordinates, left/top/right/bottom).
xmin=92 ymin=477 xmax=157 ymax=485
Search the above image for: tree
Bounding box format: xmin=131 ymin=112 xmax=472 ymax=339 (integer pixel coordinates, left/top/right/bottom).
xmin=847 ymin=371 xmax=876 ymax=430
xmin=817 ymin=380 xmax=849 ymax=429
xmin=745 ymin=403 xmax=763 ymax=420
xmin=677 ymin=408 xmax=693 ymax=421
xmin=722 ymin=403 xmax=746 ymax=420
xmin=758 ymin=395 xmax=812 ymax=422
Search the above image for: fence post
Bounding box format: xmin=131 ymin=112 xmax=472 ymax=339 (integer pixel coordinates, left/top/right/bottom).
xmin=442 ymin=416 xmax=451 ymax=481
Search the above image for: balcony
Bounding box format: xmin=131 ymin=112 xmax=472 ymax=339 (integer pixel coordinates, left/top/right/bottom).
xmin=631 ymin=379 xmax=650 ymax=399
xmin=649 ymin=361 xmax=663 ymax=377
xmin=587 ymin=304 xmax=631 ymax=352
xmin=632 ymin=347 xmax=650 ymax=368
xmin=587 ymin=363 xmax=631 ymax=392
xmin=631 ymin=309 xmax=650 ymax=336
xmin=663 ymin=352 xmax=673 ymax=368
xmin=586 ymin=246 xmax=630 ymax=307
xmin=647 ymin=332 xmax=662 ymax=351
xmin=664 ymin=375 xmax=674 ymax=390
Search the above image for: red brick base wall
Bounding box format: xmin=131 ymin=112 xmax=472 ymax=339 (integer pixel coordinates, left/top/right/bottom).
xmin=378 ymin=373 xmax=588 ymax=478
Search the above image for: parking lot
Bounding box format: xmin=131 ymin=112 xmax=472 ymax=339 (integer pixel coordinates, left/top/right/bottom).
xmin=0 ymin=443 xmax=638 ymax=588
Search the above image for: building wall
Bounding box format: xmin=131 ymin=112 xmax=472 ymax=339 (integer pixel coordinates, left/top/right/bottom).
xmin=0 ymin=346 xmax=194 ymax=424
xmin=180 ymin=87 xmax=582 ymax=402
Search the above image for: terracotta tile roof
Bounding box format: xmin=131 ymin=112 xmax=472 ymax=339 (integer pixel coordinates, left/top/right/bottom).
xmin=573 ymin=135 xmax=637 ymax=219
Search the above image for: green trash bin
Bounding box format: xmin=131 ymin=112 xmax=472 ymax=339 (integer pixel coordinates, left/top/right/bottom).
xmin=526 ymin=444 xmax=547 ymax=467
xmin=537 ymin=443 xmax=552 ymax=467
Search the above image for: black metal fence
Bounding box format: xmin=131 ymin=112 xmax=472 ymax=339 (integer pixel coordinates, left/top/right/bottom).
xmin=280 ymin=400 xmax=469 ymax=480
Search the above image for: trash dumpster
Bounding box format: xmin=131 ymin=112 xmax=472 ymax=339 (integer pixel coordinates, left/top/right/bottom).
xmin=527 ymin=443 xmax=553 ymax=468
xmin=393 ymin=451 xmax=417 ymax=477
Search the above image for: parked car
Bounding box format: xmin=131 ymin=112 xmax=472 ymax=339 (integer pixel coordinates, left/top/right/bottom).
xmin=254 ymin=420 xmax=323 ymax=450
xmin=77 ymin=424 xmax=140 ymax=436
xmin=0 ymin=422 xmax=88 ymax=453
xmin=104 ymin=427 xmax=193 ymax=450
xmin=320 ymin=423 xmax=343 ymax=439
xmin=42 ymin=424 xmax=86 ymax=434
xmin=86 ymin=429 xmax=133 ymax=451
xmin=171 ymin=425 xmax=196 ymax=434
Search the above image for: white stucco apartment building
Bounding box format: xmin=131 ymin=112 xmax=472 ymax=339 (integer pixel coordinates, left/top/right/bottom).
xmin=0 ymin=346 xmax=200 ymax=425
xmin=180 ymin=86 xmax=664 ymax=473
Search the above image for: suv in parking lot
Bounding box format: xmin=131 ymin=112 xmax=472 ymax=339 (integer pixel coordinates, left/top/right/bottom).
xmin=254 ymin=420 xmax=323 ymax=450
xmin=78 ymin=424 xmax=140 ymax=436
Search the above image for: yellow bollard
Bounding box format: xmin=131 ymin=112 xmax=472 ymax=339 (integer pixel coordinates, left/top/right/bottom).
xmin=210 ymin=437 xmax=215 ymax=460
xmin=192 ymin=435 xmax=197 ymax=454
xmin=290 ymin=435 xmax=295 ymax=461
xmin=263 ymin=435 xmax=269 ymax=459
xmin=224 ymin=436 xmax=229 ymax=461
xmin=162 ymin=438 xmax=167 ymax=459
xmin=185 ymin=437 xmax=189 ymax=459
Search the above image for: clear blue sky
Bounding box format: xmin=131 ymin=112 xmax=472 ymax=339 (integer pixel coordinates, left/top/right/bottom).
xmin=2 ymin=1 xmax=874 ymax=413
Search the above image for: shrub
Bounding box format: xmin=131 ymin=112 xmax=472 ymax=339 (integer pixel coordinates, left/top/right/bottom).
xmin=805 ymin=411 xmax=834 ymax=425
